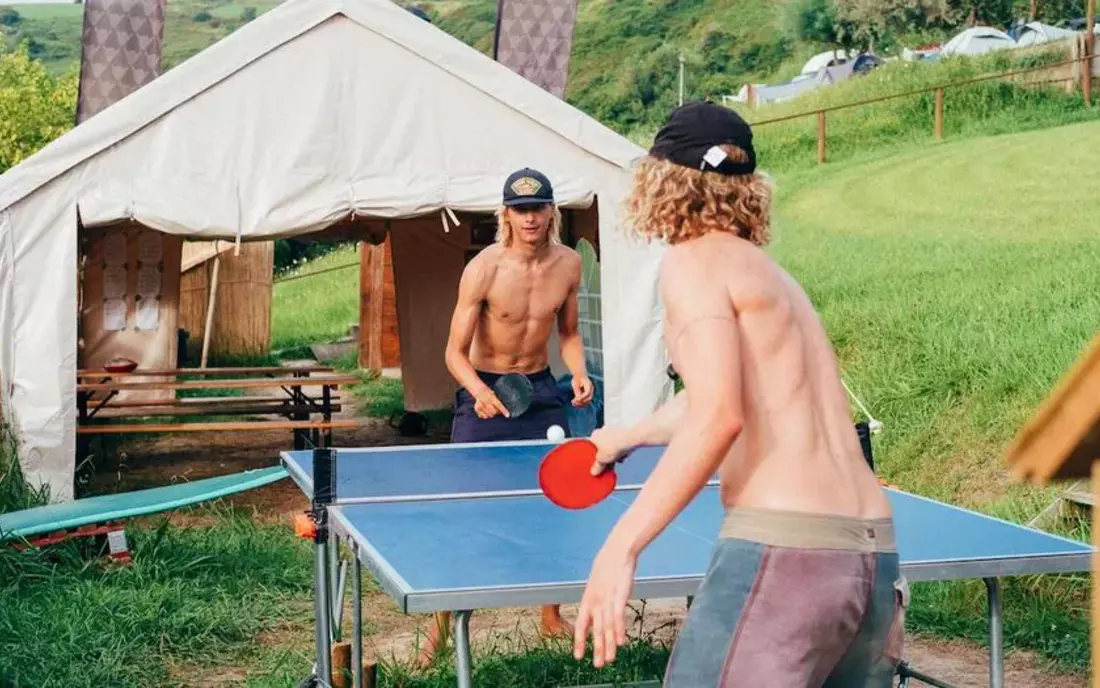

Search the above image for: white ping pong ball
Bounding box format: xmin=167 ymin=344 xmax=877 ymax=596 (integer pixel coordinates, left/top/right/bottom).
xmin=547 ymin=425 xmax=565 ymax=441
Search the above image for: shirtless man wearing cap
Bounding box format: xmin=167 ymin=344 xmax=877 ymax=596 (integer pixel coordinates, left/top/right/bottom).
xmin=417 ymin=168 xmax=595 ymax=667
xmin=572 ymin=102 xmax=905 ymax=686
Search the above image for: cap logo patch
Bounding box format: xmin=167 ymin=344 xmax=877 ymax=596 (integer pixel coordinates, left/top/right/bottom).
xmin=510 ymin=177 xmax=542 ymax=196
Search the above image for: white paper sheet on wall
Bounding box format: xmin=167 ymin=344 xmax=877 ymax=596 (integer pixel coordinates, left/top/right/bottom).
xmin=104 ymin=233 xmax=128 ymax=267
xmin=136 ymin=297 xmax=160 ymax=331
xmin=102 ymin=266 xmax=127 ymax=299
xmin=138 ymin=232 xmax=162 ymax=265
xmin=136 ymin=266 xmax=161 ymax=298
xmin=103 ymin=298 xmax=127 ymax=331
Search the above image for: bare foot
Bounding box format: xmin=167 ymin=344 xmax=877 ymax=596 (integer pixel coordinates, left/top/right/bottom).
xmin=415 ymin=612 xmax=450 ymax=669
xmin=539 ymin=605 xmax=574 ymax=639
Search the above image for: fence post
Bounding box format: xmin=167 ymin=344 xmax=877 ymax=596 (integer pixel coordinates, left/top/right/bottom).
xmin=1086 ymin=0 xmax=1096 ymax=107
xmin=816 ymin=110 xmax=826 ymax=164
xmin=934 ymin=88 xmax=944 ymax=140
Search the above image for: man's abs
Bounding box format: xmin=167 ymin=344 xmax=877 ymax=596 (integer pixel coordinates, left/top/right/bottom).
xmin=716 ymin=251 xmax=892 ymax=521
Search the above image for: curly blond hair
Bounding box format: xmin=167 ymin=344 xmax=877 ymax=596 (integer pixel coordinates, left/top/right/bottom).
xmin=623 ymin=144 xmax=773 ymax=246
xmin=494 ymin=204 xmax=563 ymax=247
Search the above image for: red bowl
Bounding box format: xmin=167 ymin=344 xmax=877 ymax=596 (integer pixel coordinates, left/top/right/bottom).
xmin=104 ymin=358 xmax=138 ymax=374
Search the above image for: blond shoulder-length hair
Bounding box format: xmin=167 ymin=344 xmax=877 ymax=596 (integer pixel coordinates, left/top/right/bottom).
xmin=494 ymin=204 xmax=564 ymax=247
xmin=623 ymin=144 xmax=773 ymax=246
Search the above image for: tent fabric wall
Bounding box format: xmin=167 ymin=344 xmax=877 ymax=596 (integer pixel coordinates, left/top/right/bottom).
xmin=0 ymin=0 xmax=670 ymax=502
xmin=5 ymin=185 xmax=79 ymax=502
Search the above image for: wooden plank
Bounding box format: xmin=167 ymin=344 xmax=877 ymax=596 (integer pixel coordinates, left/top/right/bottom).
xmin=96 ymin=395 xmax=339 ymax=409
xmin=78 ymin=375 xmax=360 ymax=392
xmin=76 ymin=420 xmax=359 ymax=435
xmin=88 ymin=403 xmax=343 ymax=419
xmin=1005 ymin=331 xmax=1100 ymax=483
xmin=77 ymin=365 xmax=334 ymax=378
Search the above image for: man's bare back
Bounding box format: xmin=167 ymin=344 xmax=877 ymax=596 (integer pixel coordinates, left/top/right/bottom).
xmin=460 ymin=242 xmax=582 ymax=375
xmin=665 ymin=232 xmax=891 ymax=520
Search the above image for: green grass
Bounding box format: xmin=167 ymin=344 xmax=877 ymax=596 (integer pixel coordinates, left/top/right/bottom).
xmin=763 ymin=120 xmax=1100 ymax=674
xmin=0 ymin=504 xmax=317 ymax=687
xmin=271 ymin=244 xmax=360 ymax=354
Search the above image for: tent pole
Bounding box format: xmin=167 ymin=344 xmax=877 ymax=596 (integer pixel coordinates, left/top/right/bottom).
xmin=200 ymin=244 xmax=222 ymax=369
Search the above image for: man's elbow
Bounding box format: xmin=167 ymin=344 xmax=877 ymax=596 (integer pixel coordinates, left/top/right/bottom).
xmin=705 ymin=405 xmax=743 ymax=444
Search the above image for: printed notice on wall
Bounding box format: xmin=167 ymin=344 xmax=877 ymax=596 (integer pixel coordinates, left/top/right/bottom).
xmin=104 ymin=233 xmax=128 ymax=267
xmin=136 ymin=266 xmax=161 ymax=298
xmin=136 ymin=297 xmax=160 ymax=331
xmin=103 ymin=298 xmax=127 ymax=331
xmin=138 ymin=232 xmax=162 ymax=265
xmin=102 ymin=266 xmax=127 ymax=300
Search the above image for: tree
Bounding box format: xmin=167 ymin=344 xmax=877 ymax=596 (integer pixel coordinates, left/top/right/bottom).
xmin=834 ymin=0 xmax=952 ymax=47
xmin=0 ymin=43 xmax=78 ymax=174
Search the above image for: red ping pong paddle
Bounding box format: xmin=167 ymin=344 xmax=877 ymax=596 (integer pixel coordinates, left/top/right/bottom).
xmin=538 ymin=439 xmax=617 ymax=509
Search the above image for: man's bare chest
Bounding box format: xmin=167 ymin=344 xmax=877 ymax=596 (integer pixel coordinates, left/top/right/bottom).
xmin=483 ymin=271 xmax=570 ymax=323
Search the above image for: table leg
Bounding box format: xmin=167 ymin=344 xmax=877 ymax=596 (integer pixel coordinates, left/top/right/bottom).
xmin=314 ymin=536 xmax=333 ymax=685
xmin=454 ymin=610 xmax=473 ymax=688
xmin=984 ymin=578 xmax=1004 ymax=688
xmin=353 ymin=551 xmax=363 ymax=688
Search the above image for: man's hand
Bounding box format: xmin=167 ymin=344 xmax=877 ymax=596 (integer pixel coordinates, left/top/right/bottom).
xmin=571 ymin=375 xmax=594 ymax=407
xmin=589 ymin=425 xmax=633 ymax=475
xmin=473 ymin=389 xmax=510 ymax=419
xmin=573 ymin=542 xmax=636 ymax=668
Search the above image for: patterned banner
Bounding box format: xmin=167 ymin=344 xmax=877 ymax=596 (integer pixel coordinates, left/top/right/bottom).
xmin=76 ymin=0 xmax=166 ymax=123
xmin=493 ymin=0 xmax=579 ymax=99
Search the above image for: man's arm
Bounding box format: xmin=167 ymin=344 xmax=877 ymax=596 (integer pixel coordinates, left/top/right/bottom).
xmin=444 ymin=256 xmax=494 ymax=400
xmin=556 ymin=254 xmax=588 ymax=380
xmin=620 ymin=389 xmax=688 ymax=447
xmin=600 ymin=251 xmax=744 ymax=559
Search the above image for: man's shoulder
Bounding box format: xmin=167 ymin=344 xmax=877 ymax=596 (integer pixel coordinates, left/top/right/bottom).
xmin=551 ymin=244 xmax=582 ymax=274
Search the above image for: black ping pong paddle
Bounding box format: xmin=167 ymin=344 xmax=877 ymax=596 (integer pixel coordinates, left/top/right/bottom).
xmin=493 ymin=372 xmax=534 ymax=417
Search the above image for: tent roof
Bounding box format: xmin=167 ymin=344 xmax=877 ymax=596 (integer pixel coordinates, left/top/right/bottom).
xmin=1005 ymin=331 xmax=1100 ymax=484
xmin=941 ymin=26 xmax=1015 ymax=55
xmin=0 ymin=0 xmax=645 ymax=231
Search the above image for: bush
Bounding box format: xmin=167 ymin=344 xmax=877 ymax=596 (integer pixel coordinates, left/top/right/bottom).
xmin=0 ymin=43 xmax=78 ymax=174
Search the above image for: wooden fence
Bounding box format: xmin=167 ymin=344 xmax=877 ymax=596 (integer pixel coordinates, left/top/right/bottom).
xmin=750 ymin=33 xmax=1098 ymax=165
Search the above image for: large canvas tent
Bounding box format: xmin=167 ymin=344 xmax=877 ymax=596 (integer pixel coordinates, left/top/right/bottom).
xmin=0 ymin=0 xmax=671 ymax=502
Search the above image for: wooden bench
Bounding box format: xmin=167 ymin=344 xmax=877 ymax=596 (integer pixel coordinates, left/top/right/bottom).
xmin=76 ymin=419 xmax=359 ymax=450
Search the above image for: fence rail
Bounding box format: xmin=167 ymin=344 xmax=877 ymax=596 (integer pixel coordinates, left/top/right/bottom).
xmin=747 ymin=35 xmax=1098 ymax=164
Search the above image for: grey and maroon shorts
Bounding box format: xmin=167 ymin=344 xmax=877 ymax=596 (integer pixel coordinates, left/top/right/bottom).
xmin=664 ymin=506 xmax=907 ymax=687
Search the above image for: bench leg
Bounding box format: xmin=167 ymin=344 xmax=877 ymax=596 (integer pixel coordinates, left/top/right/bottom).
xmin=455 ymin=610 xmax=474 ymax=688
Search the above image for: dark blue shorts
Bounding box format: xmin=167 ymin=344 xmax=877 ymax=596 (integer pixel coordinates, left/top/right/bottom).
xmin=450 ymin=368 xmax=570 ymax=444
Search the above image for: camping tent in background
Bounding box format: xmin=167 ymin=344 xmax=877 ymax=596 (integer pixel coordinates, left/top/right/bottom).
xmin=1013 ymin=21 xmax=1080 ymax=47
xmin=799 ymin=49 xmax=853 ymax=78
xmin=940 ymin=26 xmax=1015 ymax=56
xmin=1013 ymin=21 xmax=1076 ymax=46
xmin=0 ymin=0 xmax=672 ymax=502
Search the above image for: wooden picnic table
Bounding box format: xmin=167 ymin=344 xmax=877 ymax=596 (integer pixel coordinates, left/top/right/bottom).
xmin=75 ymin=370 xmax=362 ymax=450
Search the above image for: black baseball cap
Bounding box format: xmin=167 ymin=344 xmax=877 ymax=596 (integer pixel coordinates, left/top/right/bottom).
xmin=502 ymin=168 xmax=555 ymax=207
xmin=649 ymin=100 xmax=757 ymax=175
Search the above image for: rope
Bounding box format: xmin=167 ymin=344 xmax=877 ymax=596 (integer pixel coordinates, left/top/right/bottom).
xmin=841 ymin=377 xmax=883 ymax=434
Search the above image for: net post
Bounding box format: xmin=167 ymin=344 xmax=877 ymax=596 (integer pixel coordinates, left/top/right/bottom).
xmin=311 ymin=447 xmax=337 ymax=684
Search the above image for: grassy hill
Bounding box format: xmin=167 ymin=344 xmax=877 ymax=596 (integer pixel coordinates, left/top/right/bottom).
xmin=0 ymin=0 xmax=927 ymax=137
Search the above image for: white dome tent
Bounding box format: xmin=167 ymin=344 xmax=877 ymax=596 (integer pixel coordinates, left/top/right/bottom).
xmin=0 ymin=0 xmax=673 ymax=502
xmin=941 ymin=26 xmax=1016 ymax=56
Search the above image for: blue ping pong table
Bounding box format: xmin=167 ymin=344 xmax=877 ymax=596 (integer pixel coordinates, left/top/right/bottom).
xmin=282 ymin=440 xmax=1093 ymax=688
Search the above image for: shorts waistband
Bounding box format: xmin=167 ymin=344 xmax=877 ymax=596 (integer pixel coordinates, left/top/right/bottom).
xmin=475 ymin=368 xmax=554 ymax=383
xmin=719 ymin=506 xmax=896 ymax=553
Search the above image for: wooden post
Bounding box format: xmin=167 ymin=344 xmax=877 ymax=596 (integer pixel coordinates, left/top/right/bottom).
xmin=816 ymin=110 xmax=826 ymax=164
xmin=934 ymin=88 xmax=944 ymax=140
xmin=199 ymin=248 xmax=221 ymax=369
xmin=1086 ymin=0 xmax=1096 ymax=108
xmin=331 ymin=641 xmax=351 ymax=688
xmin=1028 ymin=0 xmax=1037 ymax=20
xmin=358 ymin=241 xmax=385 ymax=371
